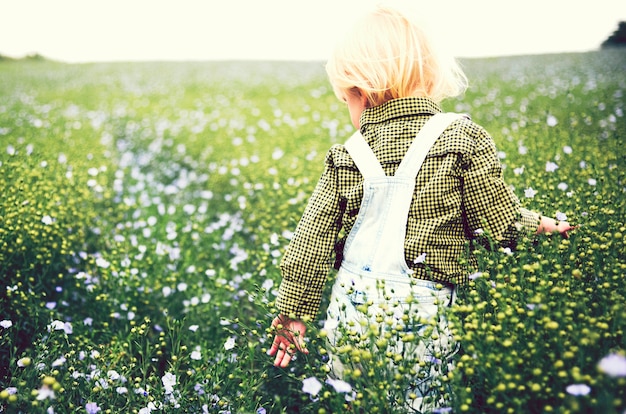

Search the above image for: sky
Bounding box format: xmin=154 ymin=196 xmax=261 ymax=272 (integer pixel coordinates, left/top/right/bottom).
xmin=1 ymin=0 xmax=625 ymax=62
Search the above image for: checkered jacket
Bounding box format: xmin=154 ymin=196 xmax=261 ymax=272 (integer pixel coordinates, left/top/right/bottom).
xmin=276 ymin=97 xmax=539 ymax=319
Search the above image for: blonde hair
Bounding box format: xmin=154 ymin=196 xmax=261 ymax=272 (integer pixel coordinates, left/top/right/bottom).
xmin=325 ymin=4 xmax=468 ymax=106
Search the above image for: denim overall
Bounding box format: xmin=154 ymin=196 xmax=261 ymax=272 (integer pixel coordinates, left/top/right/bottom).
xmin=324 ymin=113 xmax=464 ymax=411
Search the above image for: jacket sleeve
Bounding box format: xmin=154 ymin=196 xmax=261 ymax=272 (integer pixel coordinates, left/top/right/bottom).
xmin=462 ymin=127 xmax=540 ymax=245
xmin=276 ymin=149 xmax=342 ymax=319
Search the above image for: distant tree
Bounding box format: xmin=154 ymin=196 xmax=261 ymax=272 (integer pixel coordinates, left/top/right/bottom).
xmin=601 ymin=21 xmax=626 ymax=49
xmin=0 ymin=53 xmax=47 ymax=62
xmin=25 ymin=53 xmax=47 ymax=61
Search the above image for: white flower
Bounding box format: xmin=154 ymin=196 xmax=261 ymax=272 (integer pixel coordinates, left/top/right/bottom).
xmin=224 ymin=336 xmax=236 ymax=351
xmin=272 ymin=148 xmax=284 ymax=160
xmin=270 ymin=233 xmax=279 ymax=245
xmin=302 ymin=377 xmax=323 ymax=396
xmin=190 ymin=348 xmax=202 ymax=361
xmin=556 ymin=212 xmax=568 ymax=221
xmin=189 ymin=325 xmax=199 ymax=332
xmin=108 ymin=370 xmax=121 ymax=381
xmin=598 ymin=353 xmax=626 ymax=377
xmin=95 ymin=257 xmax=110 ymax=269
xmin=0 ymin=320 xmax=12 ymax=329
xmin=566 ymin=383 xmax=591 ymax=396
xmin=262 ymin=279 xmax=274 ymax=291
xmin=325 ymin=378 xmax=352 ymax=393
xmin=546 ymin=114 xmax=558 ymax=126
xmin=17 ymin=357 xmax=31 ymax=367
xmin=413 ymin=253 xmax=427 ymax=264
xmin=134 ymin=387 xmax=149 ymax=396
xmin=563 ymin=145 xmax=573 ymax=154
xmin=41 ymin=215 xmax=54 ymax=225
xmin=98 ymin=377 xmax=109 ymax=390
xmin=557 ymin=182 xmax=569 ymax=191
xmin=138 ymin=402 xmax=158 ymax=414
xmin=162 ymin=372 xmax=176 ymax=394
xmin=588 ymin=178 xmax=597 ymax=186
xmin=36 ymin=386 xmax=55 ymax=400
xmin=48 ymin=320 xmax=73 ymax=335
xmin=524 ymin=187 xmax=538 ymax=198
xmin=545 ymin=161 xmax=559 ymax=172
xmin=51 ymin=356 xmax=66 ymax=367
xmin=468 ymin=272 xmax=483 ymax=280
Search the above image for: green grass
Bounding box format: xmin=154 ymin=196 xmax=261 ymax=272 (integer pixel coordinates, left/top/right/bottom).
xmin=0 ymin=50 xmax=625 ymax=413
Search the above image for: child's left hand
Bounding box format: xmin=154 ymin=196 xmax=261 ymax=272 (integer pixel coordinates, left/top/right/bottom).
xmin=537 ymin=216 xmax=576 ymax=238
xmin=268 ymin=314 xmax=308 ymax=368
xmin=556 ymin=221 xmax=577 ymax=238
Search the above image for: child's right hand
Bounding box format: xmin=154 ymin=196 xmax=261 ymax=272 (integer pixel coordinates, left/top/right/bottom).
xmin=268 ymin=314 xmax=308 ymax=368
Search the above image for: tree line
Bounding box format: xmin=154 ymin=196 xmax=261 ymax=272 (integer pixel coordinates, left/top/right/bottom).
xmin=601 ymin=21 xmax=626 ymax=48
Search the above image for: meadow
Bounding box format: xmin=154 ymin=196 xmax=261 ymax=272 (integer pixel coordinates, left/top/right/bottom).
xmin=0 ymin=50 xmax=625 ymax=413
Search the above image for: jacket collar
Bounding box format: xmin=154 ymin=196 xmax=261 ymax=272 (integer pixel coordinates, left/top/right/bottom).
xmin=359 ymin=97 xmax=442 ymax=129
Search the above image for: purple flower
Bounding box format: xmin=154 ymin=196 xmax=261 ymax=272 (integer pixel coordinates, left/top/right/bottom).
xmin=86 ymin=402 xmax=101 ymax=413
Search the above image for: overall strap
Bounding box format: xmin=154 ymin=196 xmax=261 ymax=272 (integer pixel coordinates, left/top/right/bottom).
xmin=344 ymin=131 xmax=386 ymax=179
xmin=396 ymin=112 xmax=465 ymax=179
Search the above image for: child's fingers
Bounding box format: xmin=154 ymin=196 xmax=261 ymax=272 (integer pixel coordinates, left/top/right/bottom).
xmin=272 ymin=340 xmax=296 ymax=367
xmin=562 ymin=224 xmax=578 ymax=238
xmin=295 ymin=336 xmax=309 ymax=354
xmin=268 ymin=316 xmax=308 ymax=366
xmin=267 ymin=315 xmax=285 ymax=356
xmin=268 ymin=338 xmax=279 ymax=356
xmin=268 ymin=329 xmax=286 ymax=356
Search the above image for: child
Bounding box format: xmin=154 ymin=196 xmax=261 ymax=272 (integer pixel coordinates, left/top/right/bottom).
xmin=269 ymin=3 xmax=573 ymax=409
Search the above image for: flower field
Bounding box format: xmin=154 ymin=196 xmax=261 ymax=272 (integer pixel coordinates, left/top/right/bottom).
xmin=1 ymin=50 xmax=625 ymax=413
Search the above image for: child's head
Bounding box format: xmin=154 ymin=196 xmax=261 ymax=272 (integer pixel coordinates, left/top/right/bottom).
xmin=326 ymin=4 xmax=468 ymax=107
